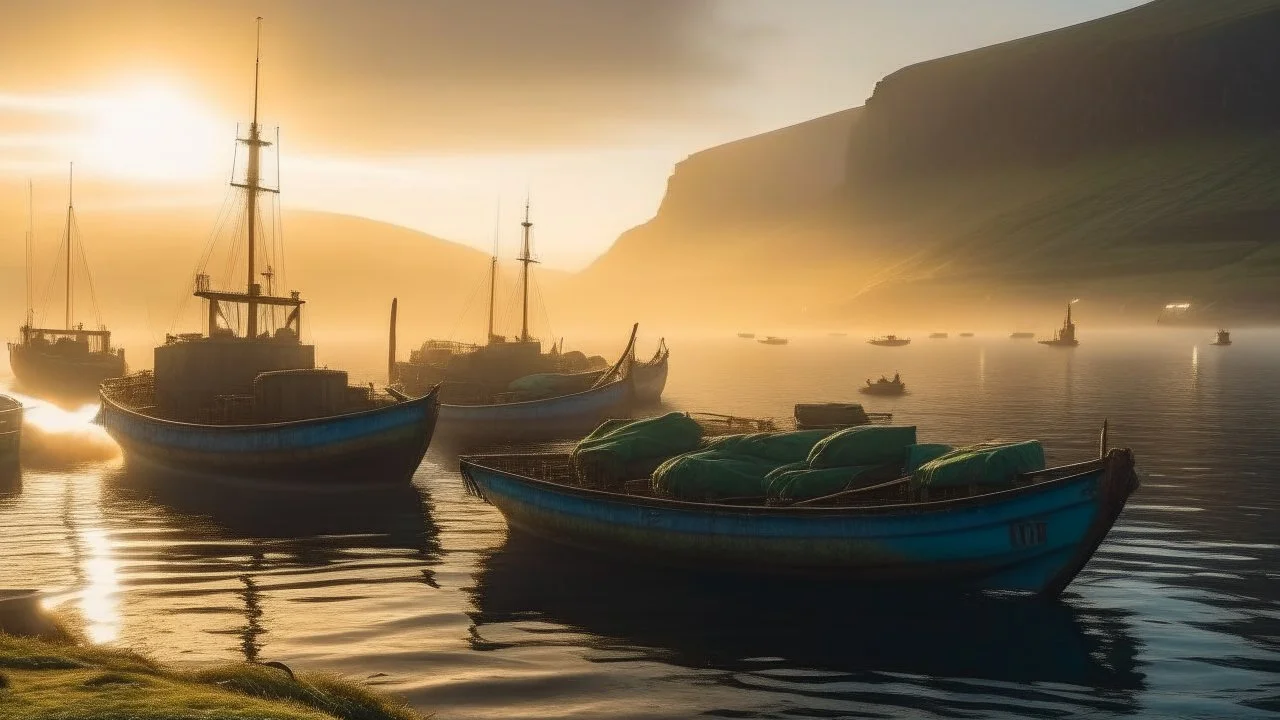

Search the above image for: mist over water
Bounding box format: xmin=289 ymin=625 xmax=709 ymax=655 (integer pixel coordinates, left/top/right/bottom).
xmin=3 ymin=327 xmax=1279 ymax=718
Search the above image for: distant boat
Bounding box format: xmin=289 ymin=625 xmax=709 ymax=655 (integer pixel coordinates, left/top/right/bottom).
xmin=929 ymin=332 xmax=948 ymax=339
xmin=1010 ymin=332 xmax=1035 ymax=339
xmin=1039 ymin=303 xmax=1080 ymax=348
xmin=759 ymin=336 xmax=788 ymax=345
xmin=8 ymin=170 xmax=127 ymax=399
xmin=0 ymin=394 xmax=21 ymax=472
xmin=737 ymin=332 xmax=756 ymax=339
xmin=868 ymin=335 xmax=911 ymax=347
xmin=860 ymin=374 xmax=906 ymax=396
xmin=828 ymin=332 xmax=848 ymax=337
xmin=1211 ymin=329 xmax=1232 ymax=346
xmin=959 ymin=332 xmax=975 ymax=338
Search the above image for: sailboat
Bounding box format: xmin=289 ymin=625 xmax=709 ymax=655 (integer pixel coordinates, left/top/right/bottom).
xmin=8 ymin=170 xmax=127 ymax=398
xmin=99 ymin=19 xmax=438 ymax=483
xmin=1039 ymin=302 xmax=1080 ymax=347
xmin=394 ymin=204 xmax=664 ymax=440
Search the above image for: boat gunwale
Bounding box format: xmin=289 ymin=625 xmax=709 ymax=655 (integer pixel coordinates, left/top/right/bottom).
xmin=459 ymin=452 xmax=1126 ymax=518
xmin=100 ymin=381 xmax=439 ymax=432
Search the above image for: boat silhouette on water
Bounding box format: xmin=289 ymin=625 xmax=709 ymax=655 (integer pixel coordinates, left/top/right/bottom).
xmin=8 ymin=171 xmax=126 ymax=399
xmin=929 ymin=332 xmax=948 ymax=339
xmin=1039 ymin=302 xmax=1080 ymax=347
xmin=460 ymin=422 xmax=1138 ymax=597
xmin=1011 ymin=332 xmax=1035 ymax=339
xmin=868 ymin=335 xmax=911 ymax=347
xmin=758 ymin=336 xmax=788 ymax=345
xmin=861 ymin=374 xmax=907 ymax=396
xmin=1211 ymin=329 xmax=1232 ymax=346
xmin=98 ymin=21 xmax=438 ymax=484
xmin=737 ymin=332 xmax=755 ymax=339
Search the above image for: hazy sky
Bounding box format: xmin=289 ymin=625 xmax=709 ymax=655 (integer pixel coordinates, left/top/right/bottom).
xmin=0 ymin=0 xmax=1145 ymax=269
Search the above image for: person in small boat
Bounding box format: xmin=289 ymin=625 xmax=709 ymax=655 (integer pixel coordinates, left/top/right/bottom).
xmin=892 ymin=372 xmax=900 ymax=384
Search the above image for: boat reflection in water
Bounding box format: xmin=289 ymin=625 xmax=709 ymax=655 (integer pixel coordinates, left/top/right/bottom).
xmin=104 ymin=467 xmax=440 ymax=662
xmin=468 ymin=536 xmax=1144 ymax=713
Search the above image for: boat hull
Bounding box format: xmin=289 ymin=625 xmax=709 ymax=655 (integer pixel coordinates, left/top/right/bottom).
xmin=632 ymin=353 xmax=668 ymax=406
xmin=437 ymin=378 xmax=633 ymax=442
xmin=0 ymin=396 xmax=21 ymax=471
xmin=459 ymin=449 xmax=1138 ymax=596
xmin=99 ymin=388 xmax=439 ymax=484
xmin=8 ymin=343 xmax=126 ymax=399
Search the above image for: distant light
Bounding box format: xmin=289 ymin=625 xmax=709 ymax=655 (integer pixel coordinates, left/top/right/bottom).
xmin=1164 ymin=303 xmax=1191 ymax=310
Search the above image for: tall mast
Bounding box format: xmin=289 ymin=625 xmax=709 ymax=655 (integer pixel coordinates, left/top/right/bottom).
xmin=234 ymin=17 xmax=268 ymax=340
xmin=486 ymin=202 xmax=499 ymax=344
xmin=64 ymin=163 xmax=74 ymax=330
xmin=24 ymin=180 xmax=33 ymax=328
xmin=518 ymin=198 xmax=537 ymax=343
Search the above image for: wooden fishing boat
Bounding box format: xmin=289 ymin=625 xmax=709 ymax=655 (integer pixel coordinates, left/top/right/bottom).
xmin=868 ymin=335 xmax=911 ymax=347
xmin=861 ymin=375 xmax=906 ymax=396
xmin=758 ymin=336 xmax=788 ymax=345
xmin=1039 ymin=302 xmax=1080 ymax=347
xmin=1211 ymin=329 xmax=1232 ymax=346
xmin=929 ymin=332 xmax=948 ymax=339
xmin=0 ymin=394 xmax=21 ymax=470
xmin=631 ymin=339 xmax=669 ymax=405
xmin=394 ymin=202 xmax=615 ymax=399
xmin=99 ymin=22 xmax=438 ymax=485
xmin=959 ymin=332 xmax=975 ymax=338
xmin=459 ymin=426 xmax=1138 ymax=597
xmin=431 ymin=326 xmax=640 ymax=442
xmin=7 ymin=171 xmax=126 ymax=399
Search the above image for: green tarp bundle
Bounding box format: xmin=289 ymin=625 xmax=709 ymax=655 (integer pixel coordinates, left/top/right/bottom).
xmin=912 ymin=440 xmax=1046 ymax=489
xmin=765 ymin=465 xmax=880 ymax=501
xmin=572 ymin=413 xmax=704 ymax=488
xmin=651 ymin=450 xmax=780 ymax=501
xmin=701 ymin=429 xmax=835 ymax=464
xmin=806 ymin=425 xmax=918 ymax=469
xmin=905 ymin=443 xmax=954 ymax=474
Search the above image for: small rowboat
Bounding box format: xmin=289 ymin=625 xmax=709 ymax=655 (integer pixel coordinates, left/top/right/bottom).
xmin=459 ymin=425 xmax=1138 ymax=597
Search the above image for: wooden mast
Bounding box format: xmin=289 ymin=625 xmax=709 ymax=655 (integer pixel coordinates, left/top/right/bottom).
xmin=64 ymin=163 xmax=73 ymax=330
xmin=518 ymin=198 xmax=537 ymax=343
xmin=487 ymin=201 xmax=499 ymax=344
xmin=24 ymin=180 xmax=33 ymax=329
xmin=235 ymin=17 xmax=267 ymax=340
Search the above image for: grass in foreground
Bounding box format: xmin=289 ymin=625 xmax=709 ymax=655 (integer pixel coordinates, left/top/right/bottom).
xmin=0 ymin=633 xmax=426 ymax=720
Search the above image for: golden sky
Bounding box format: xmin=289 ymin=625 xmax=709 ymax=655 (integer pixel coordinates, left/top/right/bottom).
xmin=1 ymin=0 xmax=1143 ymax=269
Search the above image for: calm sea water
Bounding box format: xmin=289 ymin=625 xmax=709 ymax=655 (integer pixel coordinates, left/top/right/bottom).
xmin=3 ymin=328 xmax=1279 ymax=719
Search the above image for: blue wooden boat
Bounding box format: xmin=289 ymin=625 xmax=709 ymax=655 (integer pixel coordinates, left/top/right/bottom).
xmin=459 ymin=430 xmax=1138 ymax=597
xmin=0 ymin=394 xmax=21 ymax=471
xmin=437 ymin=375 xmax=632 ymax=442
xmin=97 ymin=26 xmax=439 ymax=486
xmin=427 ymin=325 xmax=644 ymax=443
xmin=100 ymin=381 xmax=439 ymax=484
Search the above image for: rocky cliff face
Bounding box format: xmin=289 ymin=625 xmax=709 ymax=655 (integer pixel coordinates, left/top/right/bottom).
xmin=846 ymin=0 xmax=1280 ymax=186
xmin=572 ymin=0 xmax=1280 ymax=328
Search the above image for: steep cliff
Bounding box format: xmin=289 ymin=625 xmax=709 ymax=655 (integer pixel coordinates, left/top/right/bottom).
xmin=575 ymin=0 xmax=1280 ymax=328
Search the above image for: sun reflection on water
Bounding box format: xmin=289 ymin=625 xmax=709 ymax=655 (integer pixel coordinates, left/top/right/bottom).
xmin=78 ymin=527 xmax=121 ymax=644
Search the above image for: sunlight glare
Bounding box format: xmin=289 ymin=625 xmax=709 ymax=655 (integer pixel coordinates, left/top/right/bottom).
xmin=81 ymin=82 xmax=225 ymax=181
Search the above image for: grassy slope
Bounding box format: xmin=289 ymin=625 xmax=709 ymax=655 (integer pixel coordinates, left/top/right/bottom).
xmin=0 ymin=634 xmax=425 ymax=720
